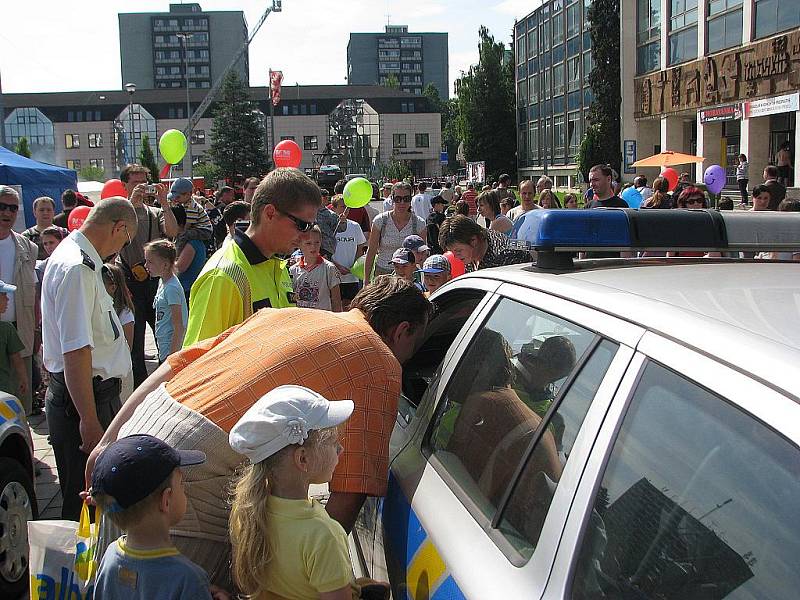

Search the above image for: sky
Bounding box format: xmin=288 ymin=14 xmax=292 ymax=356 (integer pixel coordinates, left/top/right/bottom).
xmin=0 ymin=0 xmax=537 ymax=97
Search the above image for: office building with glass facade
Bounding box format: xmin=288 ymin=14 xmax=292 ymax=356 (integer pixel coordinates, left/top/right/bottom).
xmin=515 ymin=0 xmax=595 ymax=188
xmin=348 ymin=25 xmax=449 ymax=99
xmin=119 ymin=3 xmax=248 ymax=90
xmin=625 ymin=0 xmax=800 ymax=189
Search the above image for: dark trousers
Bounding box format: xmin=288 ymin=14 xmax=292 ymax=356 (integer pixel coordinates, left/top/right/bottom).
xmin=45 ymin=372 xmax=121 ymax=521
xmin=127 ymin=278 xmax=158 ymax=388
xmin=738 ymin=179 xmax=749 ymax=205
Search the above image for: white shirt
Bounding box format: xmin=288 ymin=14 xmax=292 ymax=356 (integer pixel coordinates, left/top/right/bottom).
xmin=411 ymin=193 xmax=431 ymax=221
xmin=507 ymin=205 xmax=539 ymax=223
xmin=382 ymin=195 xmax=393 ymax=212
xmin=637 ymin=186 xmax=654 ymax=201
xmin=41 ymin=231 xmax=131 ymax=379
xmin=332 ymin=220 xmax=367 ymax=284
xmin=0 ymin=235 xmax=15 ymax=321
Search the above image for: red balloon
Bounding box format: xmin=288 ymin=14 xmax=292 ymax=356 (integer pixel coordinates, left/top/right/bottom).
xmin=67 ymin=206 xmax=91 ymax=231
xmin=660 ymin=167 xmax=679 ymax=192
xmin=100 ymin=179 xmax=128 ymax=199
xmin=273 ymin=140 xmax=302 ymax=168
xmin=443 ymin=251 xmax=466 ymax=278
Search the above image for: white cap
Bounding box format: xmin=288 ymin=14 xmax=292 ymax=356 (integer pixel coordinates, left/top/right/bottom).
xmin=0 ymin=280 xmax=16 ymax=294
xmin=229 ymin=385 xmax=354 ymax=464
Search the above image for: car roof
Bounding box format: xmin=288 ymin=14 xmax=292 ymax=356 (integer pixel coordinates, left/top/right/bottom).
xmin=464 ymin=260 xmax=800 ymax=400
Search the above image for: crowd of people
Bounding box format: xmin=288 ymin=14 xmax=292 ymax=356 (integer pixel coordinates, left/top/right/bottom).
xmin=0 ymin=157 xmax=796 ymax=599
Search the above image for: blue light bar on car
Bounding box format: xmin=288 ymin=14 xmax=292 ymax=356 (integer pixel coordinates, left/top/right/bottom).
xmin=511 ymin=208 xmax=800 ymax=252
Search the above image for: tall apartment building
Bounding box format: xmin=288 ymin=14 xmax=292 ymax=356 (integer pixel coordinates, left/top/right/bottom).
xmin=119 ymin=3 xmax=248 ymax=90
xmin=348 ymin=25 xmax=449 ymax=99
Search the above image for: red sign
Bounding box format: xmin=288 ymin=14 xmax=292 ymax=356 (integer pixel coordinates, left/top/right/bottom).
xmin=270 ymin=70 xmax=283 ymax=106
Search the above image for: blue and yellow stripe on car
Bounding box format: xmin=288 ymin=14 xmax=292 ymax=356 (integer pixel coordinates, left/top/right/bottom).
xmin=383 ymin=475 xmax=467 ymax=600
xmin=0 ymin=396 xmax=24 ymax=425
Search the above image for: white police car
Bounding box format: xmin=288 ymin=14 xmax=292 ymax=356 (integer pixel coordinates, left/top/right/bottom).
xmin=0 ymin=392 xmax=37 ymax=598
xmin=353 ymin=209 xmax=800 ymax=600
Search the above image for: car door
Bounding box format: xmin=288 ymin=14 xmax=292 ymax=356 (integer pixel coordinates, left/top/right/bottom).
xmin=383 ymin=284 xmax=644 ymax=599
xmin=544 ymin=332 xmax=800 ymax=600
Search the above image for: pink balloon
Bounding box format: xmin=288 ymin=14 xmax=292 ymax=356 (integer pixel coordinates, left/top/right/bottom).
xmin=660 ymin=168 xmax=679 ymax=192
xmin=68 ymin=205 xmax=91 ymax=231
xmin=101 ymin=179 xmax=128 ymax=199
xmin=443 ymin=251 xmax=466 ymax=277
xmin=273 ymin=140 xmax=302 ymax=168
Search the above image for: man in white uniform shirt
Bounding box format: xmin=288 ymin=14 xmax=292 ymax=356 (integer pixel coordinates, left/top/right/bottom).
xmin=42 ymin=197 xmax=138 ymax=520
xmin=412 ymin=181 xmax=432 ymax=221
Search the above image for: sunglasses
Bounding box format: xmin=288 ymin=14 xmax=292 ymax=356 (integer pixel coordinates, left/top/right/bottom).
xmin=277 ymin=209 xmax=315 ymax=232
xmin=393 ymin=195 xmax=412 ymax=203
xmin=686 ymin=198 xmax=704 ymax=204
xmin=0 ymin=202 xmax=19 ymax=212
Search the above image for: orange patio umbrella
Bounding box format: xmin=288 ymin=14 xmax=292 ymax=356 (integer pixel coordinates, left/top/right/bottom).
xmin=632 ymin=150 xmax=705 ymax=167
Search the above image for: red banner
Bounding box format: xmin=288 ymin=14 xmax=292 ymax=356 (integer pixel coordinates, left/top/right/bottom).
xmin=270 ymin=70 xmax=283 ymax=106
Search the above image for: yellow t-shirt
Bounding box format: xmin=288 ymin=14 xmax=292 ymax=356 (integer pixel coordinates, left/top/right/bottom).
xmin=257 ymin=496 xmax=352 ymax=599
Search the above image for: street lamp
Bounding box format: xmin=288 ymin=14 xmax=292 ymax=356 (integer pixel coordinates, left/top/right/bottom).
xmin=124 ymin=82 xmax=137 ymax=163
xmin=177 ymin=32 xmax=194 ymax=178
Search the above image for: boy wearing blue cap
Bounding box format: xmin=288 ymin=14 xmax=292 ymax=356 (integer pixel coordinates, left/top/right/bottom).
xmin=91 ymin=434 xmax=227 ymax=599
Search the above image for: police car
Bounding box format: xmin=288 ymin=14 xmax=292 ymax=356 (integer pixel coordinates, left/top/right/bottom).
xmin=353 ymin=209 xmax=800 ymax=600
xmin=0 ymin=392 xmax=37 ymax=597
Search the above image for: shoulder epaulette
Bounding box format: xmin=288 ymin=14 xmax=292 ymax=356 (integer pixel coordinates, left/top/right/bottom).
xmin=80 ymin=250 xmax=96 ymax=271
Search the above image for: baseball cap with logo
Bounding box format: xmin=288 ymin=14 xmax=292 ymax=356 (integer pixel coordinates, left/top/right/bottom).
xmin=167 ymin=177 xmax=194 ymax=201
xmin=229 ymin=385 xmax=354 ymax=463
xmin=91 ymin=434 xmax=206 ymax=509
xmin=416 ymin=254 xmax=451 ymax=274
xmin=391 ymin=248 xmax=415 ymax=265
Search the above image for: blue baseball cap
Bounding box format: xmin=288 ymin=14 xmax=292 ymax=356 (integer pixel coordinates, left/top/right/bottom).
xmin=416 ymin=254 xmax=451 ymax=274
xmin=0 ymin=280 xmax=17 ymax=294
xmin=167 ymin=177 xmax=194 ymax=200
xmin=402 ymin=235 xmax=429 ymax=253
xmin=91 ymin=434 xmax=205 ymax=509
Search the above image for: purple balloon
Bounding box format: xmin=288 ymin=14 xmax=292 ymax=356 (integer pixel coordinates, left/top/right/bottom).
xmin=704 ymin=165 xmax=726 ymax=195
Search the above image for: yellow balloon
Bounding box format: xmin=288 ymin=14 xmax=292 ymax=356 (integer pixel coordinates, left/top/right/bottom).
xmin=159 ymin=129 xmax=187 ymax=165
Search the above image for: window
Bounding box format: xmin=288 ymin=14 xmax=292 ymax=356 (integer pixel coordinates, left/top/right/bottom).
xmin=88 ymin=133 xmax=102 ymax=148
xmin=754 ymin=0 xmax=800 ymax=38
xmin=554 ymin=114 xmax=566 ymax=154
xmin=669 ymin=26 xmax=698 ymax=63
xmin=280 ymin=136 xmax=295 ymax=141
xmin=89 ymin=158 xmax=104 ymax=170
xmin=572 ymin=362 xmax=800 ymax=600
xmin=707 ymin=8 xmax=743 ymax=53
xmin=553 ymin=62 xmax=565 ymax=96
xmin=529 ymin=124 xmax=539 ymax=159
xmin=393 ymin=133 xmax=407 ymax=148
xmin=303 ymin=135 xmax=318 ymax=150
xmin=567 ymin=56 xmax=581 ymax=92
xmin=568 ymin=111 xmax=581 ymax=154
xmin=517 ymin=35 xmax=527 ymax=64
xmin=529 ymin=75 xmax=539 ymax=104
xmin=567 ymin=3 xmax=581 ymax=37
xmin=191 ymin=130 xmax=206 ymax=145
xmin=519 ymin=80 xmax=528 ymax=105
xmin=582 ymin=51 xmax=593 ymax=85
xmin=528 ymin=28 xmax=538 ymax=58
xmin=65 ymin=134 xmax=79 ymax=149
xmin=427 ymin=298 xmax=604 ymax=559
xmin=310 ymin=104 xmax=317 ymax=115
xmin=544 ymin=118 xmax=552 ymax=157
xmin=637 ymin=0 xmax=661 ymax=73
xmin=415 ymin=133 xmax=430 ymax=148
xmin=540 ymin=19 xmax=551 ymax=52
xmin=553 ymin=12 xmax=565 ymax=45
xmin=65 ymin=159 xmax=81 ymax=170
xmin=542 ymin=69 xmax=552 ymax=100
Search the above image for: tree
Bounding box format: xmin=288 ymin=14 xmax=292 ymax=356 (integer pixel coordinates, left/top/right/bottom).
xmin=379 ymin=159 xmax=411 ymax=181
xmin=14 ymin=137 xmax=31 ymax=158
xmin=423 ymin=83 xmax=460 ymax=175
xmin=207 ymin=71 xmax=270 ymax=181
xmin=585 ymin=0 xmax=622 ymax=178
xmin=78 ymin=165 xmax=105 ymax=182
xmin=193 ymin=161 xmax=222 ymax=188
xmin=139 ymin=134 xmax=160 ymax=182
xmin=454 ymin=27 xmax=516 ymax=182
xmin=577 ymin=124 xmax=605 ymax=184
xmin=381 ymin=74 xmax=399 ymax=89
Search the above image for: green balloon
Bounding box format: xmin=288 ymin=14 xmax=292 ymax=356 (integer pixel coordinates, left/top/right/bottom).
xmin=350 ymin=255 xmax=366 ymax=280
xmin=159 ymin=129 xmax=187 ymax=165
xmin=343 ymin=177 xmax=373 ymax=208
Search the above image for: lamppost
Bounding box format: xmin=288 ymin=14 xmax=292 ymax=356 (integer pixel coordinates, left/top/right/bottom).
xmin=124 ymin=82 xmax=137 ymax=163
xmin=177 ymin=32 xmax=194 ymax=178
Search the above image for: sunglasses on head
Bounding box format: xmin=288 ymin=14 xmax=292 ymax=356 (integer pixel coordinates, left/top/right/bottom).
xmin=277 ymin=208 xmax=315 ymax=232
xmin=0 ymin=202 xmax=19 ymax=212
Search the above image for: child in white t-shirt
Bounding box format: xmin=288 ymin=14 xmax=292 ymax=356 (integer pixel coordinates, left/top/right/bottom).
xmin=289 ymin=226 xmax=343 ymax=312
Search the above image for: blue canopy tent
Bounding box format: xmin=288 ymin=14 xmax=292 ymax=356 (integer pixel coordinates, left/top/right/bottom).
xmin=0 ymin=146 xmax=78 ymax=228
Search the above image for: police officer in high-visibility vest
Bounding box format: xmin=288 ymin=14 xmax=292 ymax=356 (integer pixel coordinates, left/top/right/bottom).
xmin=41 ymin=197 xmax=138 ymax=520
xmin=183 ymin=168 xmax=321 ymax=345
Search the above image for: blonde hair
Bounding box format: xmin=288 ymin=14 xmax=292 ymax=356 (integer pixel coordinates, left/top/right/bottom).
xmin=229 ymin=427 xmax=340 ymax=595
xmin=144 ymin=239 xmax=177 ymax=264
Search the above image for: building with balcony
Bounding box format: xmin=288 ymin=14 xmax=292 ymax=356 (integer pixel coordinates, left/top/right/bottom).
xmin=119 ymin=3 xmax=248 ymax=90
xmin=515 ymin=0 xmax=595 ymax=188
xmin=347 ymin=25 xmax=449 ymax=99
xmin=2 ymin=85 xmax=443 ymax=182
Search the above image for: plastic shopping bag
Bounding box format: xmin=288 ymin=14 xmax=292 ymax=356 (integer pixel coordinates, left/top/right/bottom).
xmin=28 ymin=502 xmax=99 ymax=599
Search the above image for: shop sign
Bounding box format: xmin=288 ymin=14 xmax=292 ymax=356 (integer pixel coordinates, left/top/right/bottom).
xmin=623 ymin=140 xmax=637 ymax=174
xmin=700 ymin=103 xmax=742 ymax=123
xmin=743 ymin=92 xmax=800 ymax=119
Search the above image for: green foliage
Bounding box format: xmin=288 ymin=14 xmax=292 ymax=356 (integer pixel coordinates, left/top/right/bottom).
xmin=576 ymin=124 xmax=606 ymax=183
xmin=379 ymin=159 xmax=412 ymax=181
xmin=138 ymin=134 xmax=160 ymax=182
xmin=423 ymin=83 xmax=460 ymax=174
xmin=454 ymin=27 xmax=516 ymax=182
xmin=382 ymin=74 xmax=400 ymax=89
xmin=207 ymin=71 xmax=270 ymax=181
xmin=78 ymin=165 xmax=105 ymax=182
xmin=14 ymin=137 xmax=31 ymax=158
xmin=193 ymin=161 xmax=222 ymax=187
xmin=586 ymin=0 xmax=621 ymax=175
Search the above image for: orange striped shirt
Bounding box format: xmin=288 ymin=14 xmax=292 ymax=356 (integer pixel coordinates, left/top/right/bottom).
xmin=166 ymin=308 xmax=402 ymax=496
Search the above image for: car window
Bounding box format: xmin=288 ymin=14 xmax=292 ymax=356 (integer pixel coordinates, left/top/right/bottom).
xmin=497 ymin=339 xmax=618 ymax=559
xmin=572 ymin=361 xmax=800 ymax=600
xmin=426 ymin=297 xmax=597 ymax=543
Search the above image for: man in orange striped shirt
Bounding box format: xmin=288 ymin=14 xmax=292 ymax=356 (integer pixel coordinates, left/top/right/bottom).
xmin=86 ymin=277 xmax=432 ymax=582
